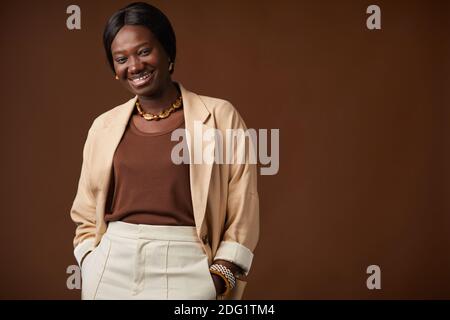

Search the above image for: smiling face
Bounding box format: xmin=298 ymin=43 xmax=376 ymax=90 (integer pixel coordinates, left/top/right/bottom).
xmin=111 ymin=25 xmax=172 ymax=98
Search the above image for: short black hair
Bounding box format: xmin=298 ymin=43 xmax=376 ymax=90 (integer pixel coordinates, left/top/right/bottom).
xmin=103 ymin=2 xmax=176 ymax=74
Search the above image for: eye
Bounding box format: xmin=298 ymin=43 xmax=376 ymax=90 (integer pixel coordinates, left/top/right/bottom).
xmin=115 ymin=57 xmax=127 ymax=64
xmin=139 ymin=48 xmax=151 ymax=56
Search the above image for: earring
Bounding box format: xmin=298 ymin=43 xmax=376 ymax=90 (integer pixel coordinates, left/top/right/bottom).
xmin=168 ymin=62 xmax=174 ymax=73
xmin=115 ymin=75 xmax=119 ymax=80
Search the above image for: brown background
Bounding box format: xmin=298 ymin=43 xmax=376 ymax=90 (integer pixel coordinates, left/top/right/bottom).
xmin=0 ymin=0 xmax=448 ymax=299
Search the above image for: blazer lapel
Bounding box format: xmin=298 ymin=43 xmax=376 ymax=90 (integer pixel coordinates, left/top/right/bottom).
xmin=96 ymin=97 xmax=137 ymax=228
xmin=179 ymin=84 xmax=215 ymax=237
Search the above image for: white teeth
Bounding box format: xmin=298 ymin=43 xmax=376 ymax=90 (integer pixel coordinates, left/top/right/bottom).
xmin=130 ymin=71 xmax=154 ymax=86
xmin=132 ymin=71 xmax=153 ymax=82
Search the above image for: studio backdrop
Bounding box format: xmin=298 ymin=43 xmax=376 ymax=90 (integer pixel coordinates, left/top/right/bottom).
xmin=0 ymin=0 xmax=448 ymax=299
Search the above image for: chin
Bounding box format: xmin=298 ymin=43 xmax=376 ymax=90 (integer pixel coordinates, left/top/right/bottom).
xmin=138 ymin=87 xmax=160 ymax=97
xmin=127 ymin=83 xmax=154 ymax=96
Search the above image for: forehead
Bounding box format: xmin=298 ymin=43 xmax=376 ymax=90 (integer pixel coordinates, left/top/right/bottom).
xmin=111 ymin=25 xmax=156 ymax=53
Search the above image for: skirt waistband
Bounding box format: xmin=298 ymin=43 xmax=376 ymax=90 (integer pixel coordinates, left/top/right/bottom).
xmin=106 ymin=221 xmax=199 ymax=242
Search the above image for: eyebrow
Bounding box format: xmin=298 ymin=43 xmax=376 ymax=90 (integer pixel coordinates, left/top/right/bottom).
xmin=112 ymin=42 xmax=150 ymax=55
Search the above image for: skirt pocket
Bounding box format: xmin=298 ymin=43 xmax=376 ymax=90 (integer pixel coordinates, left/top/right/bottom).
xmin=166 ymin=241 xmax=217 ymax=300
xmin=201 ymin=256 xmax=218 ymax=300
xmin=81 ymin=236 xmax=112 ymax=300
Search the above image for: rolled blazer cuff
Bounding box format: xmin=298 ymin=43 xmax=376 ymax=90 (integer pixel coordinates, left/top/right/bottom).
xmin=214 ymin=241 xmax=254 ymax=275
xmin=74 ymin=238 xmax=96 ymax=266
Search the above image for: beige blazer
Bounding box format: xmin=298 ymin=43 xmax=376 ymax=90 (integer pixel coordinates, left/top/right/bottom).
xmin=70 ymin=83 xmax=259 ymax=300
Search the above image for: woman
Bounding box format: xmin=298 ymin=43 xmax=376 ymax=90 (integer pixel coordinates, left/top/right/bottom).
xmin=70 ymin=2 xmax=259 ymax=300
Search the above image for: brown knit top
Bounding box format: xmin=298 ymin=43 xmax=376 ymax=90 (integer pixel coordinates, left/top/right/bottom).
xmin=104 ymin=115 xmax=195 ymax=226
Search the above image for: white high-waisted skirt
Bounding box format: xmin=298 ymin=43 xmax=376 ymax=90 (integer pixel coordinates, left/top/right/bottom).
xmin=81 ymin=221 xmax=217 ymax=300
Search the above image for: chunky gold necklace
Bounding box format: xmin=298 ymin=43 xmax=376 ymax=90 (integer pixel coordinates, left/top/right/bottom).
xmin=135 ymin=96 xmax=183 ymax=121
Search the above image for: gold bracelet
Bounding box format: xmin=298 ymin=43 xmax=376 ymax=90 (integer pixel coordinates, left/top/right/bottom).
xmin=209 ymin=269 xmax=232 ymax=296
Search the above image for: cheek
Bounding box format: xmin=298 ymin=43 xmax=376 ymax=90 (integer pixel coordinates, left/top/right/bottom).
xmin=149 ymin=49 xmax=168 ymax=68
xmin=142 ymin=55 xmax=159 ymax=68
xmin=114 ymin=64 xmax=126 ymax=76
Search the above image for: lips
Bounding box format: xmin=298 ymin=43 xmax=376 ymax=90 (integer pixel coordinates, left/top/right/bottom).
xmin=128 ymin=70 xmax=155 ymax=87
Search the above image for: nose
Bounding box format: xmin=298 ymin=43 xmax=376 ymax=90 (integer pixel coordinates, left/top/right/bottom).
xmin=128 ymin=55 xmax=144 ymax=74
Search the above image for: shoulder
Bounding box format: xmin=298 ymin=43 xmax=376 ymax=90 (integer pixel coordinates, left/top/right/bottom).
xmin=196 ymin=94 xmax=248 ymax=129
xmin=198 ymin=94 xmax=235 ymax=116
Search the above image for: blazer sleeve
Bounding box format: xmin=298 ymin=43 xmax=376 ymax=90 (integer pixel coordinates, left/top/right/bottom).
xmin=213 ymin=106 xmax=260 ymax=276
xmin=70 ymin=128 xmax=97 ymax=266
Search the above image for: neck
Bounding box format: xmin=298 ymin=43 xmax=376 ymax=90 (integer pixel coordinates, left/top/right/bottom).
xmin=137 ymin=81 xmax=180 ymax=114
